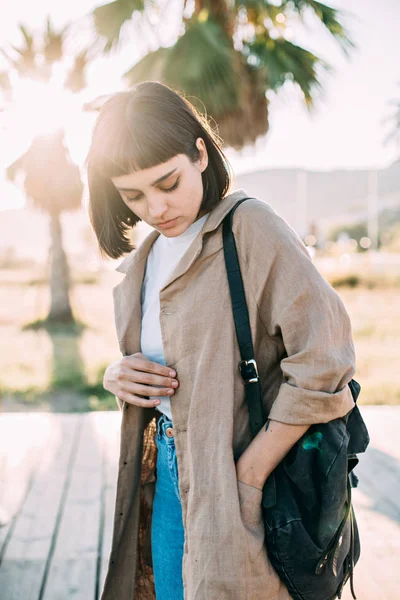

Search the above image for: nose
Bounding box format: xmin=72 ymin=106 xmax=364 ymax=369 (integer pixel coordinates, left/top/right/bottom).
xmin=147 ymin=194 xmax=169 ymax=221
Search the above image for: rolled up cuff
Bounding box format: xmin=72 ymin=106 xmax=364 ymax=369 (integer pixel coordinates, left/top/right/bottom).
xmin=268 ymin=382 xmax=355 ymax=426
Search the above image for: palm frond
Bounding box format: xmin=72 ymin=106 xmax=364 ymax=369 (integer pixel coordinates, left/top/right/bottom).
xmin=83 ymin=93 xmax=113 ymax=112
xmin=383 ymin=99 xmax=400 ymax=147
xmin=216 ymin=64 xmax=270 ymax=149
xmin=247 ymin=34 xmax=331 ymax=106
xmin=125 ymin=19 xmax=240 ymax=116
xmin=6 ymin=154 xmax=26 ymax=182
xmin=7 ymin=131 xmax=83 ymax=215
xmin=280 ymin=0 xmax=355 ymax=55
xmin=124 ymin=46 xmax=172 ymax=84
xmin=43 ymin=17 xmax=66 ymax=63
xmin=19 ymin=24 xmax=35 ymax=49
xmin=6 ymin=23 xmax=38 ymax=77
xmin=64 ymin=51 xmax=88 ymax=93
xmin=0 ymin=71 xmax=11 ymax=93
xmin=90 ymin=0 xmax=355 ymax=149
xmin=93 ymin=0 xmax=145 ymax=50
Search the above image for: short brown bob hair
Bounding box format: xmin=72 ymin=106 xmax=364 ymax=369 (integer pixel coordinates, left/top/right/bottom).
xmin=86 ymin=81 xmax=233 ymax=259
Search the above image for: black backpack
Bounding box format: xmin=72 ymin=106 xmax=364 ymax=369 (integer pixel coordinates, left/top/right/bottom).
xmin=222 ymin=199 xmax=370 ymax=600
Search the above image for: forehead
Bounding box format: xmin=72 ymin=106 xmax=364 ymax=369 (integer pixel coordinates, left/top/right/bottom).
xmin=111 ymin=154 xmax=185 ymax=188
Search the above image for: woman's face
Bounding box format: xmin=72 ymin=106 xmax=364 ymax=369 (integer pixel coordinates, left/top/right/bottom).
xmin=111 ymin=137 xmax=209 ymax=237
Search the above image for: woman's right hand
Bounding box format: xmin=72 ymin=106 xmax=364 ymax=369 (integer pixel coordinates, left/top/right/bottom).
xmin=103 ymin=352 xmax=179 ymax=408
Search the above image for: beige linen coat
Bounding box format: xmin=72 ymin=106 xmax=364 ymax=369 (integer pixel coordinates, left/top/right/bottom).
xmin=100 ymin=189 xmax=356 ymax=600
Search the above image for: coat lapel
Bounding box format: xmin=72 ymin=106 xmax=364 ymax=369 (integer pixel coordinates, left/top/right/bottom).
xmin=112 ymin=189 xmax=249 ymax=355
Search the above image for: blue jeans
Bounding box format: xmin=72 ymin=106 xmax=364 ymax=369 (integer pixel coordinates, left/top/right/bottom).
xmin=151 ymin=413 xmax=185 ymax=599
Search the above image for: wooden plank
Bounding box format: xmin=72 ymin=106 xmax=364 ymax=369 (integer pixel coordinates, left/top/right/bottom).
xmin=96 ymin=412 xmax=120 ymax=598
xmin=341 ymin=406 xmax=400 ymax=600
xmin=341 ymin=491 xmax=400 ymax=600
xmin=0 ymin=414 xmax=80 ymax=600
xmin=41 ymin=413 xmax=103 ymax=600
xmin=0 ymin=407 xmax=399 ymax=600
xmin=0 ymin=414 xmax=51 ymax=552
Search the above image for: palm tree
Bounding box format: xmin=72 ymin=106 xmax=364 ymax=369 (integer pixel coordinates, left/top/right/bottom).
xmin=7 ymin=131 xmax=83 ymax=323
xmin=1 ymin=21 xmax=88 ymax=324
xmin=90 ymin=0 xmax=355 ymax=149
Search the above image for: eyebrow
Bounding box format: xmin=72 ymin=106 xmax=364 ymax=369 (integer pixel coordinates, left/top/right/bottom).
xmin=115 ymin=168 xmax=178 ymax=192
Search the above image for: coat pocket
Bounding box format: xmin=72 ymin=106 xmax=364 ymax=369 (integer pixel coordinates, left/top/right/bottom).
xmin=237 ymin=480 xmax=285 ymax=598
xmin=237 ymin=479 xmax=265 ymax=560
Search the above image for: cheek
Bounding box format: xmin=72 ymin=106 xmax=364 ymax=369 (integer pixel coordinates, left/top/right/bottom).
xmin=180 ymin=172 xmax=204 ymax=210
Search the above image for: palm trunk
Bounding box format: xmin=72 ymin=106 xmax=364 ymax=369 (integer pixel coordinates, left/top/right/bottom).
xmin=49 ymin=329 xmax=86 ymax=391
xmin=47 ymin=212 xmax=74 ymax=323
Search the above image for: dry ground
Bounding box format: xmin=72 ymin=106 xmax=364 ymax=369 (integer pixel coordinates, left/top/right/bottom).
xmin=0 ymin=268 xmax=399 ymax=408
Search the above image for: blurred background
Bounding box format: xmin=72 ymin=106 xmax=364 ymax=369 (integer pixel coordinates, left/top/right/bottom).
xmin=1 ymin=3 xmax=400 ymax=599
xmin=0 ymin=0 xmax=399 ymax=413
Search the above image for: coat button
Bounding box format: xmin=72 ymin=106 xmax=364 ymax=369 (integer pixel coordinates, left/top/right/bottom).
xmin=165 ymin=427 xmax=174 ymax=437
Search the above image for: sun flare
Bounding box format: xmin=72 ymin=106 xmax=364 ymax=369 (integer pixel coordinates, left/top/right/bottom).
xmin=7 ymin=66 xmax=83 ymax=142
xmin=1 ymin=62 xmax=96 ymax=210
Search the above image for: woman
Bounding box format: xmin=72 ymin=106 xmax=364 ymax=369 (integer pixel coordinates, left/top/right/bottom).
xmin=86 ymin=81 xmax=356 ymax=600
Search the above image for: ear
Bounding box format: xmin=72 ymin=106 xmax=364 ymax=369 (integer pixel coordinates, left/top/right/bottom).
xmin=195 ymin=137 xmax=209 ymax=173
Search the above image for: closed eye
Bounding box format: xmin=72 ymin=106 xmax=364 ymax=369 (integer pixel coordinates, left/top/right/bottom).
xmin=125 ymin=177 xmax=180 ymax=202
xmin=161 ymin=178 xmax=180 ymax=193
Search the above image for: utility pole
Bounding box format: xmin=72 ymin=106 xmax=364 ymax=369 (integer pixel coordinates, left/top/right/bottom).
xmin=296 ymin=169 xmax=308 ymax=239
xmin=367 ymin=169 xmax=379 ymax=251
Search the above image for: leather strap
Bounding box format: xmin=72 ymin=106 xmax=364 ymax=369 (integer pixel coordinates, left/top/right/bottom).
xmin=222 ymin=197 xmax=266 ymax=438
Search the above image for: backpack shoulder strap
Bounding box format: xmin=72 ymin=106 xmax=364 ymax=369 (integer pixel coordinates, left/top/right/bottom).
xmin=222 ymin=197 xmax=266 ymax=438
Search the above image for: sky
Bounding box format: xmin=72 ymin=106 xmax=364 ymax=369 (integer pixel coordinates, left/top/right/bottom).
xmin=0 ymin=0 xmax=399 ymax=210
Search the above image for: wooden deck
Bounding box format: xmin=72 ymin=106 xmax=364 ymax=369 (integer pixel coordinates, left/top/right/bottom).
xmin=0 ymin=406 xmax=399 ymax=600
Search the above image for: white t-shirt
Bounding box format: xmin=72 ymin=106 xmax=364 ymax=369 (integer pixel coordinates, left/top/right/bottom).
xmin=140 ymin=212 xmax=210 ymax=421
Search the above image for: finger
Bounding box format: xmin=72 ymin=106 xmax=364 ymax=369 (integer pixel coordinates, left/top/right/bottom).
xmin=122 ymin=369 xmax=178 ymax=389
xmin=124 ymin=355 xmax=176 ymax=378
xmin=122 ymin=381 xmax=175 ymax=398
xmin=117 ymin=391 xmax=161 ymax=408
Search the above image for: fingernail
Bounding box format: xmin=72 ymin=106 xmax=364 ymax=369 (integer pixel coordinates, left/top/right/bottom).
xmin=154 ymin=400 xmax=160 ymax=405
xmin=169 ymin=370 xmax=176 ymax=377
xmin=167 ymin=389 xmax=174 ymax=395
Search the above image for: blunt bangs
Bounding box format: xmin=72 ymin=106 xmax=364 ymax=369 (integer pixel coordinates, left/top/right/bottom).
xmin=88 ymin=92 xmax=198 ymax=179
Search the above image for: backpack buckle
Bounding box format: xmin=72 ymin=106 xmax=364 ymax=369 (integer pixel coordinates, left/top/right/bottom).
xmin=239 ymin=359 xmax=259 ymax=384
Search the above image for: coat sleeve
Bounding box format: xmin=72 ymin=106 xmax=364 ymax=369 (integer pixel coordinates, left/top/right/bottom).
xmin=234 ymin=198 xmax=356 ymax=426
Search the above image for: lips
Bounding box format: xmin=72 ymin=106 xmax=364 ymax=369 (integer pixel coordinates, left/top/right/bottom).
xmin=157 ymin=217 xmax=179 ymax=228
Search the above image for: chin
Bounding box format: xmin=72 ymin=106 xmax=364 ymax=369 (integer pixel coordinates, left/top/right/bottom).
xmin=162 ymin=227 xmax=184 ymax=238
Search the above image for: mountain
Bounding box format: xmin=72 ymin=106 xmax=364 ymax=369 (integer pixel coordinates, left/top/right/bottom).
xmin=235 ymin=160 xmax=400 ymax=235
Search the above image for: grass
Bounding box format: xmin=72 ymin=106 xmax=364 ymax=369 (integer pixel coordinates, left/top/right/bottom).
xmin=0 ymin=274 xmax=100 ymax=286
xmin=2 ymin=390 xmax=118 ymax=412
xmin=329 ymin=272 xmax=400 ymax=289
xmin=1 ymin=269 xmax=399 ymax=411
xmin=23 ymin=317 xmax=87 ymax=334
xmin=0 ymin=270 xmax=121 ymax=411
xmin=339 ymin=286 xmax=400 ymax=405
xmin=1 ymin=361 xmax=116 ymax=412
